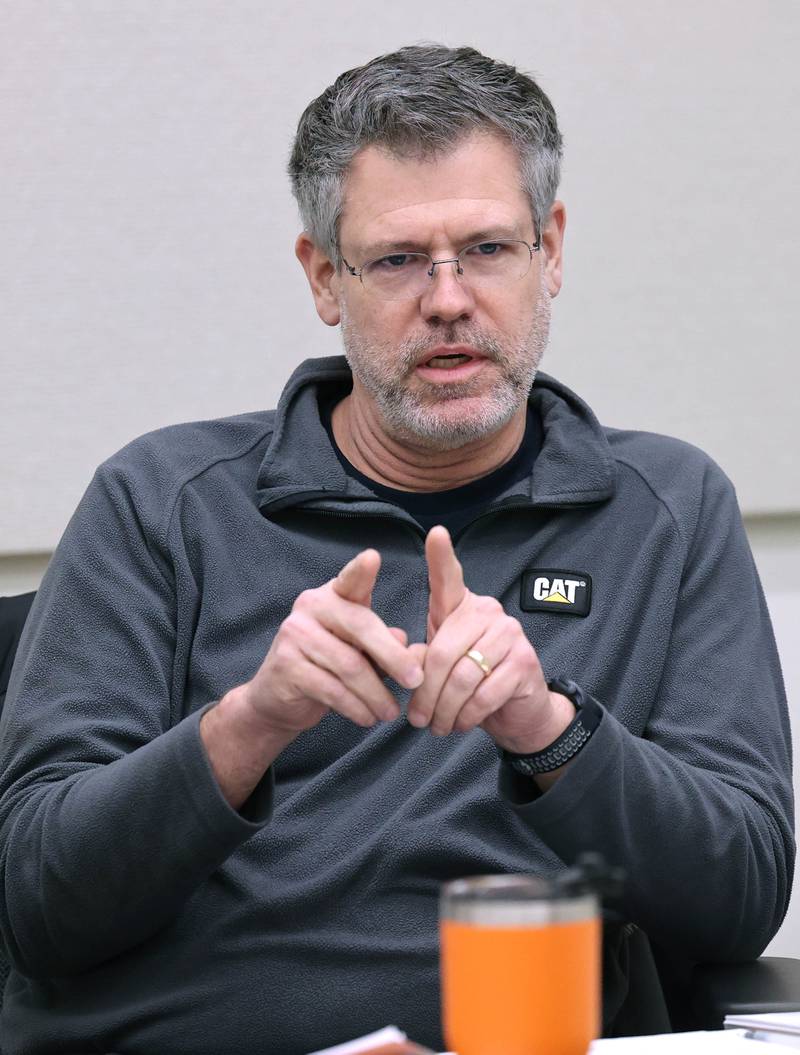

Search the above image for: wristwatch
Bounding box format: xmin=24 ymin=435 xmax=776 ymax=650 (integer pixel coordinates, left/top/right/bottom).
xmin=501 ymin=678 xmax=603 ymax=776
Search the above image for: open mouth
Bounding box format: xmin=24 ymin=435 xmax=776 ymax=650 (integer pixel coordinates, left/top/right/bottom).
xmin=413 ymin=346 xmax=487 ymax=384
xmin=424 ymin=352 xmax=473 ymax=370
xmin=417 ymin=345 xmax=483 ymax=371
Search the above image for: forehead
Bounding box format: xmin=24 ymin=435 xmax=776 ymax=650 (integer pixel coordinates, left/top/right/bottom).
xmin=338 ymin=131 xmax=533 ymax=252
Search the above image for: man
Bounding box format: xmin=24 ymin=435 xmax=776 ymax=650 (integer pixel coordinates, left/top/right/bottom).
xmin=0 ymin=44 xmax=793 ymax=1054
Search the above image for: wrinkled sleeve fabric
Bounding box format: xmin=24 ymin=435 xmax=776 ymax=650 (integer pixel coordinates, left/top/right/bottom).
xmin=0 ymin=455 xmax=273 ymax=980
xmin=500 ymin=461 xmax=794 ymax=963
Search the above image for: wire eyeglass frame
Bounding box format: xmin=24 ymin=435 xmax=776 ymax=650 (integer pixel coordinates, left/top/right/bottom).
xmin=340 ymin=234 xmax=541 ymax=302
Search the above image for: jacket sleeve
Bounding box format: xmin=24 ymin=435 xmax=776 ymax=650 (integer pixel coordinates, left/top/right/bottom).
xmin=500 ymin=461 xmax=794 ymax=963
xmin=0 ymin=455 xmax=273 ymax=980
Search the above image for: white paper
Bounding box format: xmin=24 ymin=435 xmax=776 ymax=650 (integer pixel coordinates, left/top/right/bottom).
xmin=726 ymin=1014 xmax=800 ymax=1037
xmin=307 ymin=1026 xmax=408 ymax=1055
xmin=590 ymin=1028 xmax=781 ymax=1051
xmin=745 ymin=1039 xmax=800 ymax=1050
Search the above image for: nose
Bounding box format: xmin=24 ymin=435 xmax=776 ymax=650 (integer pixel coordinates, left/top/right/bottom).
xmin=419 ymin=259 xmax=476 ymax=324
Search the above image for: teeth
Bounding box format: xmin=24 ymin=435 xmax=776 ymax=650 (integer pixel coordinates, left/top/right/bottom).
xmin=426 ymin=355 xmax=470 ymax=369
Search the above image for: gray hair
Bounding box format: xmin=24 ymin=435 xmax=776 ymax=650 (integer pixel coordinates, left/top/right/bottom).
xmin=288 ymin=44 xmax=563 ymax=264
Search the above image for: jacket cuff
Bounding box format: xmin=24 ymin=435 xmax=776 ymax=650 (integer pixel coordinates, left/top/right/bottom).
xmin=177 ymin=703 xmax=276 ymax=832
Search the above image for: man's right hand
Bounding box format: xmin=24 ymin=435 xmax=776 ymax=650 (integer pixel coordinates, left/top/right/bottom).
xmin=240 ymin=548 xmax=424 ymax=736
xmin=201 ymin=549 xmax=424 ymax=809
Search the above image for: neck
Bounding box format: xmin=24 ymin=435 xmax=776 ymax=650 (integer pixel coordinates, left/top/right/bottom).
xmin=331 ymin=390 xmax=528 ymax=492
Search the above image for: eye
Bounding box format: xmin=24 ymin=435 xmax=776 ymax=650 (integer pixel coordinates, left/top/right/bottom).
xmin=373 ymin=253 xmax=413 ymax=270
xmin=472 ymin=242 xmax=505 ymax=256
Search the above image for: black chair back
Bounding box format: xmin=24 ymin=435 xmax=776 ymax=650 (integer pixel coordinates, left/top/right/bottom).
xmin=0 ymin=592 xmax=36 ymax=712
xmin=0 ymin=591 xmax=36 ymax=1046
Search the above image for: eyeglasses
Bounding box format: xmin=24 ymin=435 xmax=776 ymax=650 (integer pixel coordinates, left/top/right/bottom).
xmin=341 ymin=236 xmax=540 ymax=302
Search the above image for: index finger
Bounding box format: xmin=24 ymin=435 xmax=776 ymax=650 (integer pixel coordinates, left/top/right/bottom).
xmin=325 ymin=550 xmax=423 ymax=690
xmin=426 ymin=526 xmax=466 ymax=637
xmin=332 ymin=548 xmax=381 ymax=607
xmin=320 ymin=600 xmax=424 ymax=691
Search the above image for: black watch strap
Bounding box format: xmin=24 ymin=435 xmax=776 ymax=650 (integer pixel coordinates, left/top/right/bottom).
xmin=501 ymin=678 xmax=603 ymax=776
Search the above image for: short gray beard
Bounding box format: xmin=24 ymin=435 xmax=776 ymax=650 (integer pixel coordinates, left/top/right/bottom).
xmin=340 ymin=271 xmax=552 ymax=451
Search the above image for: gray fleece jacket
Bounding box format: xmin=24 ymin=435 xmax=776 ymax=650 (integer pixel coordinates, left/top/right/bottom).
xmin=0 ymin=356 xmax=793 ymax=1054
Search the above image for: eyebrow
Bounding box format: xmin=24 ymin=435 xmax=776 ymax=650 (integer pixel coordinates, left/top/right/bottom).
xmin=359 ymin=225 xmax=528 ymax=260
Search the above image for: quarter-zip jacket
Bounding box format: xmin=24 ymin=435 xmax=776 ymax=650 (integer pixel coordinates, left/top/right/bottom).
xmin=0 ymin=356 xmax=793 ymax=1054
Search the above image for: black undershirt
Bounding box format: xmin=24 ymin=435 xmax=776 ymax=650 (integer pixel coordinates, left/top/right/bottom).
xmin=321 ymin=396 xmax=541 ymax=538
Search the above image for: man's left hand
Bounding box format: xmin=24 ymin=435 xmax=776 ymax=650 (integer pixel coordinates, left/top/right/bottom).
xmin=407 ymin=526 xmax=575 ymax=755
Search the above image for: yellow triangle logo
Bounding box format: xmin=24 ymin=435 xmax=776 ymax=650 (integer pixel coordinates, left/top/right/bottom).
xmin=543 ymin=590 xmax=571 ymax=604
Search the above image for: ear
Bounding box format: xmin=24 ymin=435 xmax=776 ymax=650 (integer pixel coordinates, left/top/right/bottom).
xmin=540 ymin=201 xmax=566 ymax=299
xmin=295 ymin=233 xmax=341 ymax=326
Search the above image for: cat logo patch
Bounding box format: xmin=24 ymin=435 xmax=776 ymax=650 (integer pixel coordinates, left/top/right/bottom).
xmin=520 ymin=569 xmax=592 ymax=617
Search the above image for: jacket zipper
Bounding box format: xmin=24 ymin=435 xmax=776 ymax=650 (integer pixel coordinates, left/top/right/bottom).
xmin=301 ymin=506 xmax=428 ymax=545
xmin=299 ymin=499 xmax=598 ymax=546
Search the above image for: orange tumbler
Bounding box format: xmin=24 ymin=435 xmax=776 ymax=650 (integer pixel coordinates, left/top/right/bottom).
xmin=440 ymin=875 xmax=600 ymax=1055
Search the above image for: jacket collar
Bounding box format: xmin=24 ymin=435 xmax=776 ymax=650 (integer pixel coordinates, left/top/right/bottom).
xmin=256 ymin=356 xmax=616 ymax=514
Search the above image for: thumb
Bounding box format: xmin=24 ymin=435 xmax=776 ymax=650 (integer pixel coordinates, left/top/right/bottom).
xmin=332 ymin=548 xmax=381 ymax=607
xmin=426 ymin=525 xmax=466 ymax=637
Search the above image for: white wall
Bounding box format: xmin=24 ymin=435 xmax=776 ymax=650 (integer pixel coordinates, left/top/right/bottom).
xmin=1 ymin=0 xmax=798 ymax=955
xmin=2 ymin=0 xmax=800 ymax=556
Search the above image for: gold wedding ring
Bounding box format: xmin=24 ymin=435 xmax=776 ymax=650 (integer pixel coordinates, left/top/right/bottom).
xmin=465 ymin=648 xmax=492 ymax=678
